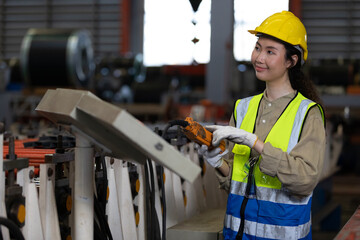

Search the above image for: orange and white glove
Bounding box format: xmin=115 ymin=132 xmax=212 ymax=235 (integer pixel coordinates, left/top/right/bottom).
xmin=206 ymin=125 xmax=258 ymax=148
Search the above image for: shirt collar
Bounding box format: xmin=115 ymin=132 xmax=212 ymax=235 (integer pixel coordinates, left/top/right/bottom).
xmin=263 ymin=90 xmax=297 ymax=103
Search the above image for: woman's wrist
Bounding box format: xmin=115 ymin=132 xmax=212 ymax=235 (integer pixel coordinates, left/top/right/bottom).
xmin=217 ymin=160 xmax=230 ymax=177
xmin=253 ymin=139 xmax=264 ymax=153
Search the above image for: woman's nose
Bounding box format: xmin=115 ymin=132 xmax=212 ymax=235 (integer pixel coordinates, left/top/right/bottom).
xmin=255 ymin=51 xmax=265 ymax=63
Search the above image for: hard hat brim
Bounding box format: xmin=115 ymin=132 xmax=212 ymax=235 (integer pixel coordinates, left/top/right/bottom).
xmin=248 ymin=30 xmax=257 ymax=35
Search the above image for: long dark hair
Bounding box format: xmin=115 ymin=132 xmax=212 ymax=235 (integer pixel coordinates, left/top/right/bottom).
xmin=284 ymin=44 xmax=323 ymax=105
xmin=259 ymin=34 xmax=322 ymax=105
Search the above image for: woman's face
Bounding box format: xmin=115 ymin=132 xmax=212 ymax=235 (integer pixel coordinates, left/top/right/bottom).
xmin=251 ymin=37 xmax=292 ymax=83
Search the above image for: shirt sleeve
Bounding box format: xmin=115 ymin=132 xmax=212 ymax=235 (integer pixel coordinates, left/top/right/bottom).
xmin=259 ymin=105 xmax=326 ymax=196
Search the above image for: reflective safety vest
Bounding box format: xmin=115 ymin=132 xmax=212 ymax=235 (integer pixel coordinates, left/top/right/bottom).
xmin=223 ymin=92 xmax=325 ymax=240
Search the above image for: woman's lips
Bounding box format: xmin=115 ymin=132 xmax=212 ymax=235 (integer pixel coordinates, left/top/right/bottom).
xmin=255 ymin=65 xmax=267 ymax=72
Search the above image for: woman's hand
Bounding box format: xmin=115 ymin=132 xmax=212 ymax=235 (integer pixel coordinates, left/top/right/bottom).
xmin=206 ymin=125 xmax=258 ymax=148
xmin=198 ymin=145 xmax=230 ymax=176
xmin=198 ymin=145 xmax=228 ymax=168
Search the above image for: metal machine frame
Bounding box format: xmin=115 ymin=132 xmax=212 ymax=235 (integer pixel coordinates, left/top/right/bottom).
xmin=35 ymin=88 xmax=201 ymax=239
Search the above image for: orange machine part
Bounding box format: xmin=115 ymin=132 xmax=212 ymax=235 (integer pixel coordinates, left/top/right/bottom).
xmin=182 ymin=117 xmax=226 ymax=153
xmin=3 ymin=138 xmax=55 ymax=176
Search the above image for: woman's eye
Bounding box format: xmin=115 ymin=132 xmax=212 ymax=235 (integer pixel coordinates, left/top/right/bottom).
xmin=268 ymin=50 xmax=274 ymax=55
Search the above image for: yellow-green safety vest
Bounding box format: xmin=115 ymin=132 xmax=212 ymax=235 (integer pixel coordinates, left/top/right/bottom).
xmin=223 ymin=92 xmax=325 ymax=240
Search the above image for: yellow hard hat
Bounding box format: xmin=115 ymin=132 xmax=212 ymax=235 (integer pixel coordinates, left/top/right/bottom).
xmin=248 ymin=11 xmax=308 ymax=62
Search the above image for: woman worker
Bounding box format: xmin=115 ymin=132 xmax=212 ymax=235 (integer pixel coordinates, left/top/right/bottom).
xmin=199 ymin=11 xmax=326 ymax=240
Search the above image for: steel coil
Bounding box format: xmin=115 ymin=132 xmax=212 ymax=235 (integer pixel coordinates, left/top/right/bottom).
xmin=20 ymin=28 xmax=95 ymax=87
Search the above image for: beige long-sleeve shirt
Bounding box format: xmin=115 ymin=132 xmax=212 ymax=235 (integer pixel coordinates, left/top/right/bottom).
xmin=216 ymin=91 xmax=326 ymax=196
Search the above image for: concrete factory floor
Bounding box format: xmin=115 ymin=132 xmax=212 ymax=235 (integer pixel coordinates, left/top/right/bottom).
xmin=313 ymin=173 xmax=360 ymax=240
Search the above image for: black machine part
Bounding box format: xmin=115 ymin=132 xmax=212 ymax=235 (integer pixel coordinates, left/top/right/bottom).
xmin=20 ymin=28 xmax=95 ymax=88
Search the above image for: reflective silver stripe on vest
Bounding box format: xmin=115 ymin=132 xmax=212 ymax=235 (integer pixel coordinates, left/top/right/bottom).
xmin=229 ymin=180 xmax=256 ymax=199
xmin=287 ymin=99 xmax=313 ymax=153
xmin=224 ymin=214 xmax=311 ymax=240
xmin=230 ymin=180 xmax=312 ymax=205
xmin=235 ymin=96 xmax=253 ymax=129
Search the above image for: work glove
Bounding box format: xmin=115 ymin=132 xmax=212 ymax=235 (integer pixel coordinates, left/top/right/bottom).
xmin=198 ymin=145 xmax=228 ymax=168
xmin=206 ymin=125 xmax=258 ymax=148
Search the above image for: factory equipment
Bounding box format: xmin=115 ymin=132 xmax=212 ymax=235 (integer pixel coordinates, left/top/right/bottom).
xmin=20 ymin=28 xmax=95 ymax=88
xmin=35 ymin=88 xmax=200 ymax=180
xmin=0 ymin=123 xmax=10 ymax=240
xmin=94 ymin=53 xmax=146 ymax=103
xmin=0 ymin=87 xmax=229 ymax=240
xmin=34 ymin=88 xmax=202 ymax=239
xmin=179 ymin=117 xmax=226 ymax=153
xmin=4 ymin=137 xmax=28 ymax=229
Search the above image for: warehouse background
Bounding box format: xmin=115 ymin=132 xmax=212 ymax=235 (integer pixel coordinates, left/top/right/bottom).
xmin=0 ymin=0 xmax=123 ymax=58
xmin=0 ymin=0 xmax=359 ymax=239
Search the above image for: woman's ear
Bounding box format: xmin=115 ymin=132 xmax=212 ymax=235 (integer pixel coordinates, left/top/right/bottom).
xmin=288 ymin=54 xmax=299 ymax=68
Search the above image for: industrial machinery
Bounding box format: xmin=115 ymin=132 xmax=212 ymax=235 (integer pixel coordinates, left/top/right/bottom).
xmin=160 ymin=117 xmax=226 ymax=153
xmin=1 ymin=88 xmax=223 ymax=239
xmin=181 ymin=117 xmax=226 ymax=153
xmin=0 ymin=24 xmax=227 ymax=237
xmin=33 ymin=88 xmax=207 ymax=240
xmin=94 ymin=53 xmax=146 ymax=103
xmin=20 ymin=28 xmax=95 ymax=88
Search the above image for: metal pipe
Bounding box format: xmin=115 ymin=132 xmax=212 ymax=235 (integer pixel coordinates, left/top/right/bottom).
xmin=74 ymin=132 xmax=94 ymax=240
